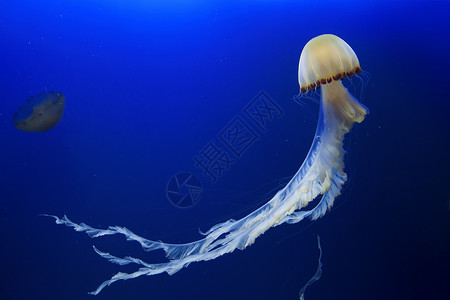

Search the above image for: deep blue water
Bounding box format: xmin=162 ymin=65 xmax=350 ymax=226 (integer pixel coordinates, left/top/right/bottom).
xmin=1 ymin=1 xmax=449 ymax=299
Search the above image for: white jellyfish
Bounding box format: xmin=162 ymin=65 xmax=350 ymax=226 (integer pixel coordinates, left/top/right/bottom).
xmin=46 ymin=34 xmax=368 ymax=295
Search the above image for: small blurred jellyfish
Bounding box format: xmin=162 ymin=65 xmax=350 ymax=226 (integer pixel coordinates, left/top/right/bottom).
xmin=12 ymin=91 xmax=65 ymax=132
xmin=46 ymin=34 xmax=368 ymax=295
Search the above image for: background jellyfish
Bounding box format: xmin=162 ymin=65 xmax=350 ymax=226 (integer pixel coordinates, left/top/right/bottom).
xmin=47 ymin=34 xmax=368 ymax=295
xmin=12 ymin=91 xmax=65 ymax=132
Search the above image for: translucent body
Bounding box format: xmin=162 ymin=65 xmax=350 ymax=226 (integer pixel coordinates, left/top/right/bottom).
xmin=47 ymin=34 xmax=368 ymax=295
xmin=12 ymin=91 xmax=65 ymax=132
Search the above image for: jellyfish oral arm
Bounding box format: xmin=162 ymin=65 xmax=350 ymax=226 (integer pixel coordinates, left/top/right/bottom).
xmin=45 ymin=77 xmax=367 ymax=295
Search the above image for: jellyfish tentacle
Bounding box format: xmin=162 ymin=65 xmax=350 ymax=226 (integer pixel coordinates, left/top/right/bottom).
xmin=299 ymin=235 xmax=323 ymax=300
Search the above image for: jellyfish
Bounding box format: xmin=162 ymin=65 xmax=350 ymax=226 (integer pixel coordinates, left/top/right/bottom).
xmin=46 ymin=34 xmax=368 ymax=295
xmin=12 ymin=91 xmax=65 ymax=132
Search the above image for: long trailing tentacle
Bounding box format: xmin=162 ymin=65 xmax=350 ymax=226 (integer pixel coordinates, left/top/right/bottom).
xmin=45 ymin=81 xmax=366 ymax=295
xmin=44 ymin=188 xmax=334 ymax=296
xmin=299 ymin=235 xmax=323 ymax=300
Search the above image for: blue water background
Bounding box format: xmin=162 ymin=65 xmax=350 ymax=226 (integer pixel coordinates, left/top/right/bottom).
xmin=0 ymin=1 xmax=449 ymax=299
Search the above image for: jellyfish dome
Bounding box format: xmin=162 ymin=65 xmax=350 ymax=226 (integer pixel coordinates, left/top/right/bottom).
xmin=298 ymin=34 xmax=361 ymax=93
xmin=12 ymin=91 xmax=65 ymax=132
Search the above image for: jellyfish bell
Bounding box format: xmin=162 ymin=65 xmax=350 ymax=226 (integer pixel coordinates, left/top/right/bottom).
xmin=12 ymin=91 xmax=65 ymax=132
xmin=299 ymin=34 xmax=368 ymax=125
xmin=298 ymin=34 xmax=361 ymax=93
